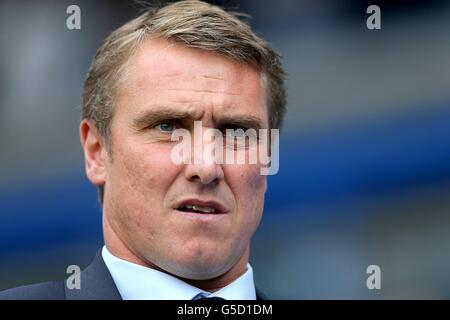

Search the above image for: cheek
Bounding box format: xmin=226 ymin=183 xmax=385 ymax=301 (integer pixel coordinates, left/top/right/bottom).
xmin=227 ymin=164 xmax=266 ymax=223
xmin=110 ymin=142 xmax=179 ymax=204
xmin=236 ymin=164 xmax=266 ymax=195
xmin=106 ymin=142 xmax=180 ymax=243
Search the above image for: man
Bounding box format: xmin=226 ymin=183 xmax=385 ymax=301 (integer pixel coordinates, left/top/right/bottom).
xmin=0 ymin=0 xmax=286 ymax=300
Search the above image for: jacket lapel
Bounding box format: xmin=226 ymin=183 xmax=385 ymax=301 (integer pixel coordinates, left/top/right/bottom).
xmin=256 ymin=288 xmax=269 ymax=300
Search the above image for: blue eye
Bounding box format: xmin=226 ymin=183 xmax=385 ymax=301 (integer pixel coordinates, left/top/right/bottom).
xmin=156 ymin=122 xmax=175 ymax=132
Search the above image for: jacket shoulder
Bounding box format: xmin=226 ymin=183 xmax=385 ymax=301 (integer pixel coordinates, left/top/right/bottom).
xmin=0 ymin=281 xmax=65 ymax=300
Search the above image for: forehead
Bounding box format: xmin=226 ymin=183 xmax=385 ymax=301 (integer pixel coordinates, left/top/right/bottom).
xmin=115 ymin=38 xmax=268 ymax=126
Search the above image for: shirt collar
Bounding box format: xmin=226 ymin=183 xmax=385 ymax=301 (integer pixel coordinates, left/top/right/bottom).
xmin=101 ymin=246 xmax=256 ymax=300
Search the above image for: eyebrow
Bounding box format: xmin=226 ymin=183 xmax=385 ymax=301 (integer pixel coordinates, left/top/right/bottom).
xmin=132 ymin=108 xmax=199 ymax=129
xmin=214 ymin=115 xmax=265 ymax=130
xmin=132 ymin=107 xmax=265 ymax=130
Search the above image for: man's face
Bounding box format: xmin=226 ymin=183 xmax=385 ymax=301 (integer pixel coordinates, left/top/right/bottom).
xmin=99 ymin=39 xmax=268 ymax=280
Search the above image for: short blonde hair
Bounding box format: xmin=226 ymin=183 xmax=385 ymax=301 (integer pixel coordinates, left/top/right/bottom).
xmin=82 ymin=0 xmax=286 ymax=146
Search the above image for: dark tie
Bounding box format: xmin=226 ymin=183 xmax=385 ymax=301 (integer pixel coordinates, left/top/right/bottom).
xmin=191 ymin=292 xmax=225 ymax=300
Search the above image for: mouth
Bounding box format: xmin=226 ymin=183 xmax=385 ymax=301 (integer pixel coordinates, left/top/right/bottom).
xmin=175 ymin=199 xmax=227 ymax=215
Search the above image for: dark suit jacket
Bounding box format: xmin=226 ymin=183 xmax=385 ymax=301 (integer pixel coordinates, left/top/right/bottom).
xmin=0 ymin=251 xmax=268 ymax=300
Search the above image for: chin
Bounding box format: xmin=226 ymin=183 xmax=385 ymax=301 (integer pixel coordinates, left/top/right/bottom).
xmin=168 ymin=249 xmax=233 ymax=280
xmin=173 ymin=264 xmax=228 ymax=281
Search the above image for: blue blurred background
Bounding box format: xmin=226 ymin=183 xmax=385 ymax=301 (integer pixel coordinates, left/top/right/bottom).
xmin=1 ymin=0 xmax=450 ymax=299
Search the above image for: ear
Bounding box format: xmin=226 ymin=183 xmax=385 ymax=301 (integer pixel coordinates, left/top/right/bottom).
xmin=80 ymin=119 xmax=108 ymax=186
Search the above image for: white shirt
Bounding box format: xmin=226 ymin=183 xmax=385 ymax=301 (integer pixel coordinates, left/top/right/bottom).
xmin=102 ymin=246 xmax=257 ymax=300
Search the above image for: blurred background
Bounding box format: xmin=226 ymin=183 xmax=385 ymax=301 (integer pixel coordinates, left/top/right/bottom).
xmin=1 ymin=0 xmax=450 ymax=299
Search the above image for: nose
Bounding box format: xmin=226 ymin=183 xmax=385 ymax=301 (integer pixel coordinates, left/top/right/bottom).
xmin=184 ymin=132 xmax=224 ymax=185
xmin=184 ymin=161 xmax=224 ymax=185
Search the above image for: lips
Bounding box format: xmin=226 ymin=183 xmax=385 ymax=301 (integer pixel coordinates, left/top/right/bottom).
xmin=175 ymin=199 xmax=227 ymax=215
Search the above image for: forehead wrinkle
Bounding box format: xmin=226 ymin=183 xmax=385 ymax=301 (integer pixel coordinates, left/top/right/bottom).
xmin=202 ymin=74 xmax=225 ymax=81
xmin=166 ymin=88 xmax=241 ymax=96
